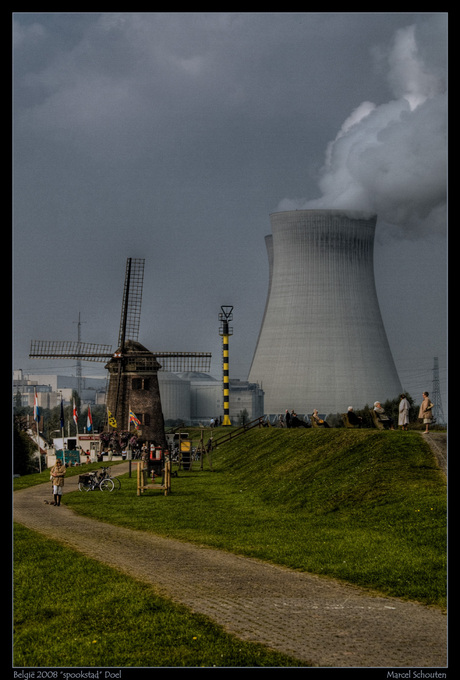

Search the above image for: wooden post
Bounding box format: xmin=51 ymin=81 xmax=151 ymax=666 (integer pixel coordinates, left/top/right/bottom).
xmin=136 ymin=458 xmax=171 ymax=496
xmin=164 ymin=458 xmax=171 ymax=496
xmin=136 ymin=460 xmax=141 ymax=495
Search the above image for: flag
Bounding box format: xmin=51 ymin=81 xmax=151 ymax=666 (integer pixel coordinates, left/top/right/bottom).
xmin=129 ymin=410 xmax=141 ymax=429
xmin=73 ymin=399 xmax=78 ymax=426
xmin=60 ymin=397 xmax=64 ymax=429
xmin=33 ymin=390 xmax=40 ymax=423
xmin=87 ymin=405 xmax=93 ymax=433
xmin=108 ymin=409 xmax=117 ymax=428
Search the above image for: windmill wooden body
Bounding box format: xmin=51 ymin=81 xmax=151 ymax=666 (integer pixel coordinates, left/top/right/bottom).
xmin=30 ymin=258 xmax=211 ymax=449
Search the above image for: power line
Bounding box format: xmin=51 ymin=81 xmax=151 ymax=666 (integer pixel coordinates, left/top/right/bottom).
xmin=431 ymin=356 xmax=445 ymax=424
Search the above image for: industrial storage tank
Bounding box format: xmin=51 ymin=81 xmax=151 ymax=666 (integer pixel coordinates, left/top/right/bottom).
xmin=248 ymin=210 xmax=402 ymax=416
xmin=157 ymin=371 xmax=191 ymax=424
xmin=177 ymin=372 xmax=221 ymax=423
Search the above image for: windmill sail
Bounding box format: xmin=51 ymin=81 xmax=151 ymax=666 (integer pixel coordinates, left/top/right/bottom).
xmin=119 ymin=258 xmax=144 ymax=349
xmin=154 ymin=352 xmax=211 ymax=373
xmin=29 ymin=340 xmax=112 ymax=361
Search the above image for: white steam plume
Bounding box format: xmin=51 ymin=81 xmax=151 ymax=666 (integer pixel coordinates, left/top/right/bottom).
xmin=278 ymin=20 xmax=447 ymax=237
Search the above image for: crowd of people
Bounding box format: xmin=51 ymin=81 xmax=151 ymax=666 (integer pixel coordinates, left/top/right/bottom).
xmin=276 ymin=391 xmax=435 ymax=432
xmin=373 ymin=392 xmax=434 ymax=432
xmin=278 ymin=409 xmax=328 ymax=428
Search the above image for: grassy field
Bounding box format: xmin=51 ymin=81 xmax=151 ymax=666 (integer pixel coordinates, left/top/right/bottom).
xmin=13 ymin=427 xmax=447 ymax=667
xmin=13 ymin=523 xmax=305 ymax=667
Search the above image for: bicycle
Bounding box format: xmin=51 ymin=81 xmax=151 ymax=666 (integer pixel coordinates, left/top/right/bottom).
xmin=78 ymin=466 xmax=121 ymax=492
xmin=98 ymin=466 xmax=121 ymax=491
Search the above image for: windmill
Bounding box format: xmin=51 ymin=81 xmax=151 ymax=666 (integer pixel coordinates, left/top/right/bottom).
xmin=30 ymin=258 xmax=211 ymax=447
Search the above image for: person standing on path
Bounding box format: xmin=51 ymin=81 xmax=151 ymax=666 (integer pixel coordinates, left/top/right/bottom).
xmin=50 ymin=459 xmax=66 ymax=506
xmin=419 ymin=391 xmax=434 ymax=434
xmin=398 ymin=394 xmax=410 ymax=431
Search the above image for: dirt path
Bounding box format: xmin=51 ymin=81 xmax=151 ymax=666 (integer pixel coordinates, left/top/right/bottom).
xmin=423 ymin=431 xmax=447 ymax=477
xmin=14 ymin=453 xmax=447 ymax=669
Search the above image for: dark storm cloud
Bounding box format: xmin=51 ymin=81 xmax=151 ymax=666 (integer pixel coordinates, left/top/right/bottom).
xmin=13 ymin=12 xmax=447 ymax=406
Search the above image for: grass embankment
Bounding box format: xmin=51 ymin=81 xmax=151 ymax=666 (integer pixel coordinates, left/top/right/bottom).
xmin=14 ymin=428 xmax=446 ymax=667
xmin=65 ymin=428 xmax=446 ymax=606
xmin=67 ymin=428 xmax=446 ymax=605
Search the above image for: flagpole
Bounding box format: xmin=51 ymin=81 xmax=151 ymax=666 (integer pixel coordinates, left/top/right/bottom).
xmin=34 ymin=390 xmax=42 ymax=473
xmin=37 ymin=422 xmax=41 ymax=473
xmin=59 ymin=392 xmax=65 ymax=465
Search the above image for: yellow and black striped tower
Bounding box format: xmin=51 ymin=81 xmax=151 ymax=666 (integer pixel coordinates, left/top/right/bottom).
xmin=219 ymin=306 xmax=233 ymax=426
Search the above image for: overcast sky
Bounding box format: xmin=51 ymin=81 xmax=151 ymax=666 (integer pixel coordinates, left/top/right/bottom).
xmin=12 ymin=12 xmax=448 ymax=413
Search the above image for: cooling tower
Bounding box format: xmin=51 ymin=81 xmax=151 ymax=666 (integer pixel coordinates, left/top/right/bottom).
xmin=248 ymin=210 xmax=402 ymax=416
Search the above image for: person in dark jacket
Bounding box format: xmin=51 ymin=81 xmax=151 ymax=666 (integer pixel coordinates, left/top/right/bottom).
xmin=347 ymin=406 xmax=362 ymax=427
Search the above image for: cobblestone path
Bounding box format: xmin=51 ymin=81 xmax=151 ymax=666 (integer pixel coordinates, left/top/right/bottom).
xmin=14 ymin=462 xmax=447 ymax=669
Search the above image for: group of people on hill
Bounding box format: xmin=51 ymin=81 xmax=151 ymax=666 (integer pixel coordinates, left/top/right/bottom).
xmin=278 ymin=391 xmax=435 ymax=432
xmin=373 ymin=392 xmax=434 ymax=433
xmin=280 ymin=409 xmax=328 ymax=428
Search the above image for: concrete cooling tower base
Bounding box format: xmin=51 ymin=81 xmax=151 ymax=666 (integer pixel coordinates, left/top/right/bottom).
xmin=248 ymin=210 xmax=402 ymax=416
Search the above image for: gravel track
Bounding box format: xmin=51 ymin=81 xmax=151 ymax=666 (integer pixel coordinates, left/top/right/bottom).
xmin=14 ymin=436 xmax=447 ymax=668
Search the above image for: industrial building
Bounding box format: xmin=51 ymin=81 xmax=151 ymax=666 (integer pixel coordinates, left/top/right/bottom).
xmin=159 ymin=372 xmax=264 ymax=425
xmin=248 ymin=209 xmax=402 ymax=416
xmin=13 ymin=370 xmax=106 ymax=408
xmin=13 ymin=369 xmax=264 ymax=427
